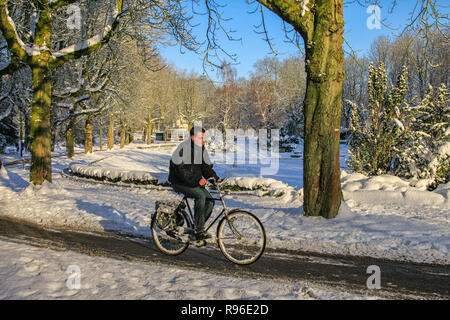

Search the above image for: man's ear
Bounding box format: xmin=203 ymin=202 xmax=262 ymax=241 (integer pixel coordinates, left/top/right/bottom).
xmin=190 ymin=136 xmax=194 ymax=141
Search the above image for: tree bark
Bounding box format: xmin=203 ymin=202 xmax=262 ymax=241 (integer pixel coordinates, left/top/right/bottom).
xmin=302 ymin=1 xmax=344 ymax=219
xmin=30 ymin=58 xmax=52 ymax=184
xmin=28 ymin=4 xmax=53 ymax=185
xmin=107 ymin=116 xmax=114 ymax=150
xmin=84 ymin=115 xmax=93 ymax=154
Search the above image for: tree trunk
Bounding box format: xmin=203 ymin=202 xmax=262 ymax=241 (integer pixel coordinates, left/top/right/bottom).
xmin=129 ymin=128 xmax=134 ymax=144
xmin=66 ymin=118 xmax=75 ymax=158
xmin=30 ymin=59 xmax=52 ymax=184
xmin=50 ymin=109 xmax=56 ymax=152
xmin=147 ymin=112 xmax=152 ymax=144
xmin=29 ymin=6 xmax=53 ymax=185
xmin=302 ymin=1 xmax=344 ymax=219
xmin=120 ymin=124 xmax=125 ymax=149
xmin=85 ymin=115 xmax=93 ymax=154
xmin=99 ymin=126 xmax=103 ymax=151
xmin=256 ymin=2 xmax=345 ymax=219
xmin=108 ymin=116 xmax=114 ymax=150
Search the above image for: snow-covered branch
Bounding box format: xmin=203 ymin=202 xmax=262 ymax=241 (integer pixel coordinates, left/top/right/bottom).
xmin=52 ymin=1 xmax=125 ymax=61
xmin=3 ymin=3 xmax=47 ymax=57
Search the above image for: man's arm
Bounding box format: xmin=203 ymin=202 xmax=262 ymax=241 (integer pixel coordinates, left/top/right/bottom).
xmin=201 ymin=163 xmax=218 ymax=180
xmin=201 ymin=148 xmax=220 ymax=181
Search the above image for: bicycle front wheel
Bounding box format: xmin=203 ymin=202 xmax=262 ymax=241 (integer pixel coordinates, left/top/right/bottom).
xmin=151 ymin=211 xmax=189 ymax=256
xmin=216 ymin=210 xmax=266 ymax=265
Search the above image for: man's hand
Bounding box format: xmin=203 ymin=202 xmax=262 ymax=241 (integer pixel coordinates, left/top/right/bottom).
xmin=199 ymin=178 xmax=207 ymax=186
xmin=217 ymin=178 xmax=223 ymax=183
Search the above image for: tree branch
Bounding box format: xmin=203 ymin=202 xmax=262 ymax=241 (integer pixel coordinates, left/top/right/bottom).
xmin=0 ymin=0 xmax=30 ymax=72
xmin=51 ymin=0 xmax=126 ymax=67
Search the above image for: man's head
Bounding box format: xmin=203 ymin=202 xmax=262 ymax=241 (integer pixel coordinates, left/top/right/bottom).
xmin=190 ymin=126 xmax=206 ymax=147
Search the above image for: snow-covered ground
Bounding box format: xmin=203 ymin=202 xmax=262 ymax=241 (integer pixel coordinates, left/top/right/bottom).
xmin=0 ymin=239 xmax=379 ymax=300
xmin=0 ymin=142 xmax=449 ymax=299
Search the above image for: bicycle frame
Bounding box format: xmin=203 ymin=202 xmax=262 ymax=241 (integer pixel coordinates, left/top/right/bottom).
xmin=180 ymin=181 xmax=241 ymax=236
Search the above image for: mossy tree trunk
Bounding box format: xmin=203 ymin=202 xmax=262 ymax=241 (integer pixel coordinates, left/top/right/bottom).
xmin=29 ymin=5 xmax=53 ymax=185
xmin=258 ymin=0 xmax=344 ymax=218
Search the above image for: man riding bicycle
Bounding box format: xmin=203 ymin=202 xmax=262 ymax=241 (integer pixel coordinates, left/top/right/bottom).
xmin=168 ymin=126 xmax=222 ymax=241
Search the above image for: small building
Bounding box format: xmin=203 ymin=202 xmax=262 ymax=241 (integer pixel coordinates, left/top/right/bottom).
xmin=166 ymin=128 xmax=189 ymax=142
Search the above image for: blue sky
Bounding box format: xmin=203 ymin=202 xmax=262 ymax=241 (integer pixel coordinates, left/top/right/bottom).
xmin=158 ymin=1 xmax=427 ymax=80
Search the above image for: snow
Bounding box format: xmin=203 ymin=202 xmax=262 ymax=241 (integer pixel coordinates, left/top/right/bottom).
xmin=68 ymin=164 xmax=169 ymax=185
xmin=0 ymin=240 xmax=377 ymax=300
xmin=0 ymin=142 xmax=449 ymax=299
xmin=1 ymin=143 xmax=449 ymax=266
xmin=0 ymin=166 xmax=9 ymax=179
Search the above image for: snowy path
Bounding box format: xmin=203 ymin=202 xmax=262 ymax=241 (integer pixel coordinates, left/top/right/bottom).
xmin=0 ymin=216 xmax=448 ymax=299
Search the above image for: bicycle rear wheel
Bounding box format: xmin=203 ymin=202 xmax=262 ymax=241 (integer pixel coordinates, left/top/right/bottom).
xmin=216 ymin=210 xmax=266 ymax=265
xmin=151 ymin=211 xmax=189 ymax=255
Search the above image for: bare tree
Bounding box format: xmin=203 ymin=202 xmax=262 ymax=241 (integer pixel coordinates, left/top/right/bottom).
xmin=0 ymin=0 xmax=200 ymax=185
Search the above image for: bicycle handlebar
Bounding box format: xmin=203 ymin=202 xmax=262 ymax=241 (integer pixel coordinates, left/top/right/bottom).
xmin=206 ymin=177 xmax=225 ymax=193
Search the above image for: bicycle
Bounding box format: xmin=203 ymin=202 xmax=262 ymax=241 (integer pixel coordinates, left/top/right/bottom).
xmin=151 ymin=177 xmax=266 ymax=265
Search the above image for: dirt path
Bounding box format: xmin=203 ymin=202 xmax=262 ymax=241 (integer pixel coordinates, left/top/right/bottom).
xmin=0 ymin=215 xmax=448 ymax=299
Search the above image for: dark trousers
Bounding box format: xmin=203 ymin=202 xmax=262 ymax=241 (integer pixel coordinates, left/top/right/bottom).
xmin=172 ymin=183 xmax=215 ymax=233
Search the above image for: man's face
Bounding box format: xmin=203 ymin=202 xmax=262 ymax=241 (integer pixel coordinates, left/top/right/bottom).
xmin=191 ymin=132 xmax=205 ymax=147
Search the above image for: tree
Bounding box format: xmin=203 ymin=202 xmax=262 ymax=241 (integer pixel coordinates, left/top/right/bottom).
xmin=0 ymin=96 xmax=12 ymax=169
xmin=347 ymin=62 xmax=409 ymax=175
xmin=0 ymin=0 xmax=199 ymax=185
xmin=0 ymin=0 xmax=125 ymax=184
xmin=254 ymin=0 xmax=345 ymax=218
xmin=213 ymin=62 xmax=242 ymax=131
xmin=394 ymin=83 xmax=449 ymax=187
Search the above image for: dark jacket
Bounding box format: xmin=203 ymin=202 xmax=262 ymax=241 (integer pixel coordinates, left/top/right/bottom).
xmin=168 ymin=139 xmax=219 ymax=188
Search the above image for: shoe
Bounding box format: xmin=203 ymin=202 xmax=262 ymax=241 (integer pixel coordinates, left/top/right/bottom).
xmin=194 ymin=230 xmax=212 ymax=241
